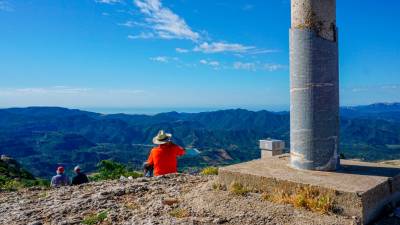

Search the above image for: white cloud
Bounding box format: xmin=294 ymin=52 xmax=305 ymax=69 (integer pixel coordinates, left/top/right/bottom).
xmin=208 ymin=61 xmax=220 ymax=67
xmin=97 ymin=0 xmax=278 ymax=60
xmin=233 ymin=62 xmax=257 ymax=71
xmin=0 ymin=1 xmax=13 ymax=12
xmin=248 ymin=49 xmax=279 ymax=55
xmin=194 ymin=42 xmax=258 ymax=54
xmin=149 ymin=56 xmax=178 ymax=63
xmin=199 ymin=59 xmax=207 ymax=64
xmin=345 ymin=84 xmax=400 ymax=93
xmin=175 ymin=48 xmax=189 ymax=53
xmin=233 ymin=62 xmax=286 ymax=72
xmin=127 ymin=32 xmax=155 ymax=39
xmin=199 ymin=59 xmax=220 ymax=68
xmin=263 ymin=63 xmax=286 ymax=71
xmin=118 ymin=21 xmax=135 ymax=27
xmin=133 ymin=0 xmax=199 ymax=41
xmin=95 ymin=0 xmax=123 ymax=4
xmin=118 ymin=21 xmax=147 ymax=28
xmin=193 ymin=42 xmax=277 ymax=55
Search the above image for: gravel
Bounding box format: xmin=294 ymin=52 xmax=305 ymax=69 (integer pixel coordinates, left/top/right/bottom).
xmin=0 ymin=174 xmax=398 ymax=225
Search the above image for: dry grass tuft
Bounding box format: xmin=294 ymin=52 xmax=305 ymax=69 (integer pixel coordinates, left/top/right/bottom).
xmin=229 ymin=182 xmax=249 ymax=196
xmin=262 ymin=186 xmax=334 ymax=214
xmin=212 ymin=182 xmax=225 ymax=191
xmin=169 ymin=208 xmax=190 ymax=218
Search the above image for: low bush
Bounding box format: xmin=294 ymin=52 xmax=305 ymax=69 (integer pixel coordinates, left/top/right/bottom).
xmin=0 ymin=175 xmax=50 ymax=192
xmin=82 ymin=211 xmax=108 ymax=225
xmin=200 ymin=167 xmax=219 ymax=175
xmin=89 ymin=160 xmax=142 ymax=181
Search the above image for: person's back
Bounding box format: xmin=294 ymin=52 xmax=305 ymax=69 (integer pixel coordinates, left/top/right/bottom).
xmin=51 ymin=167 xmax=70 ymax=187
xmin=147 ymin=130 xmax=185 ymax=176
xmin=72 ymin=172 xmax=89 ymax=185
xmin=148 ymin=143 xmax=185 ymax=176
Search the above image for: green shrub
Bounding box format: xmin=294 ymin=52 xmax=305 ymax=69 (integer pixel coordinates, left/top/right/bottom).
xmin=200 ymin=167 xmax=219 ymax=175
xmin=0 ymin=179 xmax=24 ymax=191
xmin=89 ymin=160 xmax=142 ymax=181
xmin=0 ymin=176 xmax=49 ymax=192
xmin=82 ymin=211 xmax=108 ymax=225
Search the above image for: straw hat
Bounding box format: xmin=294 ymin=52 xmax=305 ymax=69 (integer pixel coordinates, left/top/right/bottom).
xmin=152 ymin=130 xmax=172 ymax=145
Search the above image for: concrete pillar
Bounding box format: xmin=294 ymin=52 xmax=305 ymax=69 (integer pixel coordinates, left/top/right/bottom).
xmin=290 ymin=0 xmax=340 ymax=171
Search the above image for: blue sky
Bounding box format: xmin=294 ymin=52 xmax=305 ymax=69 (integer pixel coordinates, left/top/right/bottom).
xmin=0 ymin=0 xmax=399 ymax=112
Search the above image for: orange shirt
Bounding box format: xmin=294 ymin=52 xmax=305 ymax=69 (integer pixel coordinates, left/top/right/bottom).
xmin=147 ymin=142 xmax=185 ymax=176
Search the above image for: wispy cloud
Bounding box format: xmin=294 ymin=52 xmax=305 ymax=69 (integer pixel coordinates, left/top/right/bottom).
xmin=233 ymin=62 xmax=257 ymax=71
xmin=0 ymin=86 xmax=145 ymax=97
xmin=107 ymin=0 xmax=278 ymax=58
xmin=194 ymin=42 xmax=255 ymax=54
xmin=118 ymin=20 xmax=147 ymax=28
xmin=128 ymin=32 xmax=155 ymax=39
xmin=95 ymin=0 xmax=123 ymax=4
xmin=199 ymin=59 xmax=220 ymax=67
xmin=118 ymin=21 xmax=135 ymax=27
xmin=175 ymin=48 xmax=189 ymax=53
xmin=0 ymin=86 xmax=147 ymax=108
xmin=233 ymin=61 xmax=286 ymax=72
xmin=133 ymin=0 xmax=200 ymax=41
xmin=264 ymin=63 xmax=286 ymax=72
xmin=149 ymin=56 xmax=178 ymax=63
xmin=193 ymin=42 xmax=276 ymax=55
xmin=0 ymin=86 xmax=92 ymax=95
xmin=343 ymin=84 xmax=400 ymax=93
xmin=0 ymin=0 xmax=13 ymax=12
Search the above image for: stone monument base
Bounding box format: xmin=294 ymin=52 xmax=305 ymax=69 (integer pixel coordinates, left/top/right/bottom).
xmin=218 ymin=154 xmax=400 ymax=224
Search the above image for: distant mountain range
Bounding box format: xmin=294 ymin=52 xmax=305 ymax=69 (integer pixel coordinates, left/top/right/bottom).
xmin=0 ymin=103 xmax=399 ymax=178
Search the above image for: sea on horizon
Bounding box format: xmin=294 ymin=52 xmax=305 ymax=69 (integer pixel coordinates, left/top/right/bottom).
xmin=81 ymin=105 xmax=290 ymax=115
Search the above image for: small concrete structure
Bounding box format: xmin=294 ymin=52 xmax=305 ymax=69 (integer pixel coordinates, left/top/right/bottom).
xmin=219 ymin=155 xmax=400 ymax=224
xmin=260 ymin=139 xmax=284 ymax=158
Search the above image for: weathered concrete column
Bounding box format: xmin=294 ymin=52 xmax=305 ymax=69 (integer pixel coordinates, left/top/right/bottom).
xmin=290 ymin=0 xmax=340 ymax=170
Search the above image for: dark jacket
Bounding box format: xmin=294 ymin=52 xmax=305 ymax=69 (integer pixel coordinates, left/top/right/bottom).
xmin=71 ymin=172 xmax=89 ymax=185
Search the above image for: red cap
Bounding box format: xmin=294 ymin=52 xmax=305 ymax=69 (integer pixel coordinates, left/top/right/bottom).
xmin=57 ymin=166 xmax=65 ymax=173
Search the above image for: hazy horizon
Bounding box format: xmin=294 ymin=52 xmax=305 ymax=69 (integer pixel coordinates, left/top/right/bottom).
xmin=1 ymin=101 xmax=399 ymax=115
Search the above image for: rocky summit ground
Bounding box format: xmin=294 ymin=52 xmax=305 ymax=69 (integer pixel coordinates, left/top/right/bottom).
xmin=0 ymin=174 xmax=399 ymax=225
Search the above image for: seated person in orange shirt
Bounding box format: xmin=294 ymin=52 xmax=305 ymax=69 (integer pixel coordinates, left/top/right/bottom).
xmin=144 ymin=130 xmax=185 ymax=177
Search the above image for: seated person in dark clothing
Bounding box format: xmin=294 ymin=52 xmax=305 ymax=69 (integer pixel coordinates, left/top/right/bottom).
xmin=71 ymin=165 xmax=89 ymax=185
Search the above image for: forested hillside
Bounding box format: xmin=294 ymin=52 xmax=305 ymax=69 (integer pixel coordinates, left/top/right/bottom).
xmin=0 ymin=103 xmax=399 ymax=178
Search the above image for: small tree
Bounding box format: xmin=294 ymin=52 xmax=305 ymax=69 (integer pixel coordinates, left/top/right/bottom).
xmin=90 ymin=160 xmax=142 ymax=181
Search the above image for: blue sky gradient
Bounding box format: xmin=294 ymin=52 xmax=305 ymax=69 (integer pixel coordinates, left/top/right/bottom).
xmin=0 ymin=0 xmax=399 ymax=112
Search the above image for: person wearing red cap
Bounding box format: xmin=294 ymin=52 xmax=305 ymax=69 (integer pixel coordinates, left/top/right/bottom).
xmin=50 ymin=166 xmax=70 ymax=187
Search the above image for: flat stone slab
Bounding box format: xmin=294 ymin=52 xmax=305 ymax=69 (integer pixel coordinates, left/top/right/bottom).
xmin=218 ymin=154 xmax=400 ymax=224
